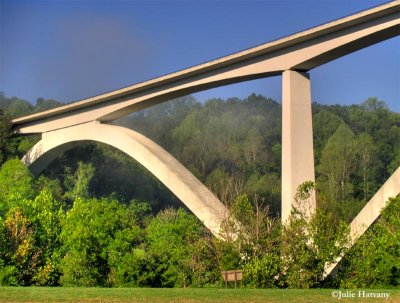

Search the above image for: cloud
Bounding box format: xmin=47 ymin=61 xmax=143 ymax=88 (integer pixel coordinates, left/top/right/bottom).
xmin=33 ymin=13 xmax=155 ymax=102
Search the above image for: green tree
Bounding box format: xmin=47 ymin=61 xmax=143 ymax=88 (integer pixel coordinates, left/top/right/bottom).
xmin=33 ymin=98 xmax=61 ymax=113
xmin=5 ymin=98 xmax=33 ymax=117
xmin=146 ymin=208 xmax=208 ymax=287
xmin=216 ymin=194 xmax=281 ymax=288
xmin=106 ymin=201 xmax=146 ymax=287
xmin=26 ymin=190 xmax=64 ymax=285
xmin=171 ymin=110 xmax=210 ymax=177
xmin=388 ymin=147 xmax=400 ymax=174
xmin=59 ymin=197 xmax=141 ymax=287
xmin=318 ymin=124 xmax=358 ymax=208
xmin=361 ymin=97 xmax=388 ymax=112
xmin=0 ymin=110 xmax=11 ymax=166
xmin=242 ymin=128 xmax=266 ymax=167
xmin=242 ymin=253 xmax=280 ymax=288
xmin=0 ymin=159 xmax=35 ymax=216
xmin=244 ymin=173 xmax=281 ymax=215
xmin=313 ymin=110 xmax=343 ymax=162
xmin=1 ymin=207 xmax=36 ymax=285
xmin=281 ymin=183 xmax=349 ymax=288
xmin=64 ymin=161 xmax=95 ymax=200
xmin=0 ymin=92 xmax=11 ymax=110
xmin=0 ymin=187 xmax=63 ymax=286
xmin=355 ymin=133 xmax=377 ymax=201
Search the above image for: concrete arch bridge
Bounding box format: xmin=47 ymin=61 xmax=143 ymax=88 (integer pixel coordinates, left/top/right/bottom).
xmin=11 ymin=1 xmax=400 ymax=275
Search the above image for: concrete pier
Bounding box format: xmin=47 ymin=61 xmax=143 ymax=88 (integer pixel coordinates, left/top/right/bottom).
xmin=282 ymin=70 xmax=316 ymax=222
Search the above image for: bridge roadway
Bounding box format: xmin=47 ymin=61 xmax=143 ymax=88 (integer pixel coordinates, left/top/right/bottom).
xmin=10 ymin=1 xmax=400 ymax=243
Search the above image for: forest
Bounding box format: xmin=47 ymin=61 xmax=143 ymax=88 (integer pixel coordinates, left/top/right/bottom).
xmin=0 ymin=91 xmax=399 ymax=288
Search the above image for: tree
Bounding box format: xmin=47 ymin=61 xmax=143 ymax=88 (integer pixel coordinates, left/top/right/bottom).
xmin=355 ymin=133 xmax=377 ymax=201
xmin=58 ymin=197 xmax=142 ymax=287
xmin=388 ymin=147 xmax=400 ymax=175
xmin=318 ymin=124 xmax=358 ymax=206
xmin=280 ymin=183 xmax=349 ymax=288
xmin=171 ymin=110 xmax=211 ymax=177
xmin=64 ymin=161 xmax=95 ymax=200
xmin=242 ymin=128 xmax=265 ymax=165
xmin=0 ymin=187 xmax=64 ymax=286
xmin=29 ymin=190 xmax=64 ymax=286
xmin=5 ymin=98 xmax=33 ymax=117
xmin=1 ymin=207 xmax=36 ymax=285
xmin=0 ymin=110 xmax=11 ymax=166
xmin=0 ymin=159 xmax=35 ymax=216
xmin=33 ymin=98 xmax=61 ymax=113
xmin=242 ymin=253 xmax=280 ymax=288
xmin=146 ymin=208 xmax=208 ymax=287
xmin=244 ymin=173 xmax=281 ymax=216
xmin=216 ymin=194 xmax=281 ymax=288
xmin=312 ymin=110 xmax=343 ymax=163
xmin=361 ymin=97 xmax=388 ymax=112
xmin=0 ymin=92 xmax=11 ymax=110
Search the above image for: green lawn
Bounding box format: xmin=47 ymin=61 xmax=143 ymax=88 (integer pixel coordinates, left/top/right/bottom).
xmin=0 ymin=288 xmax=399 ymax=303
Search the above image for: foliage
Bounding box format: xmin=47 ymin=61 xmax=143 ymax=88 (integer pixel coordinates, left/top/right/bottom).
xmin=216 ymin=194 xmax=281 ymax=288
xmin=312 ymin=110 xmax=343 ymax=162
xmin=280 ymin=182 xmax=349 ymax=288
xmin=0 ymin=110 xmax=12 ymax=166
xmin=145 ymin=208 xmax=210 ymax=287
xmin=58 ymin=197 xmax=142 ymax=287
xmin=33 ymin=98 xmax=61 ymax=113
xmin=64 ymin=161 xmax=95 ymax=200
xmin=337 ymin=196 xmax=400 ymax=288
xmin=4 ymin=99 xmax=33 ymax=118
xmin=318 ymin=124 xmax=358 ymax=204
xmin=3 ymin=93 xmax=397 ymax=222
xmin=0 ymin=93 xmax=399 ymax=288
xmin=0 ymin=159 xmax=36 ymax=221
xmin=0 ymin=184 xmax=63 ymax=286
xmin=242 ymin=254 xmax=280 ymax=288
xmin=0 ymin=264 xmax=19 ymax=286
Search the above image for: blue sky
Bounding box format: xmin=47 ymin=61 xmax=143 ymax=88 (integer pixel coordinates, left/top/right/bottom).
xmin=0 ymin=0 xmax=399 ymax=112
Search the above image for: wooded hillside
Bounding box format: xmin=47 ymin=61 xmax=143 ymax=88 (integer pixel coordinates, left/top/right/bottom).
xmin=0 ymin=92 xmax=399 ymax=288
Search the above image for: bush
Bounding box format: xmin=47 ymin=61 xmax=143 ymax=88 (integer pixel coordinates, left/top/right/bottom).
xmin=0 ymin=264 xmax=19 ymax=286
xmin=243 ymin=254 xmax=280 ymax=288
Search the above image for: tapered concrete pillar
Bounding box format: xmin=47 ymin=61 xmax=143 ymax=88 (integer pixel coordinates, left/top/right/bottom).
xmin=281 ymin=70 xmax=316 ymax=222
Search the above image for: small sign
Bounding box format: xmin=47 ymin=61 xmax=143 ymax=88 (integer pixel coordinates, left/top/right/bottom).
xmin=221 ymin=270 xmax=243 ymax=288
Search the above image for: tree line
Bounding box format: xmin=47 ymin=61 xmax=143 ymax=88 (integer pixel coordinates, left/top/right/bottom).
xmin=0 ymin=91 xmax=399 ymax=288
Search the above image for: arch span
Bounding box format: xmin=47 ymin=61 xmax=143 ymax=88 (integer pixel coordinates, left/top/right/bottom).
xmin=23 ymin=121 xmax=228 ymax=237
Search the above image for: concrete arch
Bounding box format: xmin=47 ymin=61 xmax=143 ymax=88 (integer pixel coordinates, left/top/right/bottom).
xmin=23 ymin=121 xmax=228 ymax=237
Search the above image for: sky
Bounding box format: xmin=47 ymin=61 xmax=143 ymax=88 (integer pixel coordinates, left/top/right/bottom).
xmin=0 ymin=0 xmax=399 ymax=112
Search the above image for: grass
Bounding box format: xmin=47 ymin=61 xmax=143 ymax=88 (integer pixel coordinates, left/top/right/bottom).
xmin=0 ymin=287 xmax=399 ymax=303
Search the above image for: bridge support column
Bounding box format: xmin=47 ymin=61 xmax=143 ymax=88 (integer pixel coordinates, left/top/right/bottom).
xmin=281 ymin=70 xmax=315 ymax=222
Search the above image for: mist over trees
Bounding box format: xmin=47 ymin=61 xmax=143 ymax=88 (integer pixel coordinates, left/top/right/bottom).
xmin=0 ymin=91 xmax=399 ymax=288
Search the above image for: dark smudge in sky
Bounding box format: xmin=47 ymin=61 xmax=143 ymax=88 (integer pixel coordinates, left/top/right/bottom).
xmin=32 ymin=13 xmax=155 ymax=103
